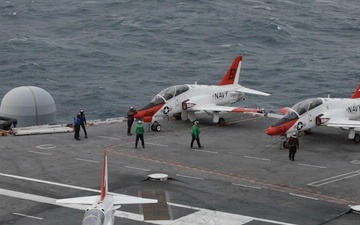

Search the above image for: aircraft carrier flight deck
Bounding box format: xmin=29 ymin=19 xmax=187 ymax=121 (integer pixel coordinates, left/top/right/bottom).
xmin=0 ymin=113 xmax=360 ymax=225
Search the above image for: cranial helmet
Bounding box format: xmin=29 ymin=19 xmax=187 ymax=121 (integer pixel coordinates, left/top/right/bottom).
xmin=194 ymin=121 xmax=199 ymax=124
xmin=137 ymin=120 xmax=142 ymax=124
xmin=292 ymin=132 xmax=297 ymax=136
xmin=80 ymin=109 xmax=84 ymax=113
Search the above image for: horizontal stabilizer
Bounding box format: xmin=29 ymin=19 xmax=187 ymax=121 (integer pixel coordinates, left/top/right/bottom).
xmin=279 ymin=107 xmax=291 ymax=114
xmin=56 ymin=196 xmax=99 ymax=205
xmin=266 ymin=113 xmax=284 ymax=119
xmin=56 ymin=195 xmax=157 ymax=205
xmin=113 ymin=195 xmax=158 ymax=205
xmin=235 ymin=85 xmax=270 ymax=96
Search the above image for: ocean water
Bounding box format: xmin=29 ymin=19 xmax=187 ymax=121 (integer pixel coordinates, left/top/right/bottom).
xmin=1 ymin=0 xmax=359 ymax=124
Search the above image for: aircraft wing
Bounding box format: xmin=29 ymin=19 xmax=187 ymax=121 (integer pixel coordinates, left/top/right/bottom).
xmin=190 ymin=105 xmax=264 ymax=113
xmin=326 ymin=118 xmax=360 ymax=128
xmin=235 ymin=85 xmax=271 ymax=96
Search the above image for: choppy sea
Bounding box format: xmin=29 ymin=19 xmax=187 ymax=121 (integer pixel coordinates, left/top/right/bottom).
xmin=1 ymin=0 xmax=359 ymax=124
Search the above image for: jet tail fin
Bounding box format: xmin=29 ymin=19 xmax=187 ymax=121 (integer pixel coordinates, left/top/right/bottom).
xmin=218 ymin=56 xmax=242 ymax=85
xmin=100 ymin=148 xmax=108 ymax=201
xmin=56 ymin=149 xmax=158 ymax=206
xmin=351 ymin=84 xmax=360 ymax=98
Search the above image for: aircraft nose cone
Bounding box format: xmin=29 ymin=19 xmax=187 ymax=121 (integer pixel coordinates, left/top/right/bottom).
xmin=266 ymin=127 xmax=278 ymax=136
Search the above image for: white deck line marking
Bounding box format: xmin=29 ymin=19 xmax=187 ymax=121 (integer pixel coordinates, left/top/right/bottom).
xmin=232 ymin=183 xmax=262 ymax=190
xmin=290 ymin=193 xmax=318 ymax=201
xmin=75 ymin=158 xmax=100 ymax=163
xmin=98 ymin=136 xmax=122 ymax=140
xmin=0 ymin=173 xmax=296 ymax=225
xmin=0 ymin=173 xmax=101 ymax=193
xmin=13 ymin=212 xmax=43 ymax=220
xmin=176 ymin=174 xmax=204 ymax=180
xmin=297 ymin=163 xmax=327 ymax=169
xmin=192 ymin=149 xmax=218 ymax=154
xmin=308 ymin=170 xmax=360 ymax=187
xmin=0 ymin=188 xmax=151 ymax=224
xmin=28 ymin=151 xmax=52 ymax=156
xmin=244 ymin=156 xmax=271 ymax=161
xmin=0 ymin=145 xmax=6 ymax=148
xmin=168 ymin=202 xmax=297 ymax=225
xmin=125 ymin=166 xmax=151 ymax=172
xmin=36 ymin=144 xmax=56 ymax=149
xmin=146 ymin=142 xmax=169 ymax=147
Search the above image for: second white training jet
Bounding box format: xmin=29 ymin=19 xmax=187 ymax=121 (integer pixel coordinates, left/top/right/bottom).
xmin=134 ymin=56 xmax=270 ymax=131
xmin=266 ymin=84 xmax=360 ymax=143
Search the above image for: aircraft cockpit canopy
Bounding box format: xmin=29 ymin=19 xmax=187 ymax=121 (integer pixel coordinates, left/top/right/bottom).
xmin=272 ymin=98 xmax=323 ymax=127
xmin=141 ymin=85 xmax=190 ymax=110
xmin=151 ymin=85 xmax=189 ymax=105
xmin=291 ymin=98 xmax=323 ymax=116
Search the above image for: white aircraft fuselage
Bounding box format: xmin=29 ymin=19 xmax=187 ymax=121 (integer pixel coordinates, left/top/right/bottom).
xmin=134 ymin=56 xmax=270 ymax=131
xmin=266 ymin=84 xmax=360 ymax=143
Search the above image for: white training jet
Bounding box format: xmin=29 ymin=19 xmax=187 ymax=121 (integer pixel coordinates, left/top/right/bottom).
xmin=266 ymin=84 xmax=360 ymax=143
xmin=56 ymin=149 xmax=157 ymax=225
xmin=134 ymin=56 xmax=270 ymax=131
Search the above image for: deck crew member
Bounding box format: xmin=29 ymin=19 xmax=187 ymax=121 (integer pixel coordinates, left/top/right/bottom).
xmin=287 ymin=132 xmax=299 ymax=161
xmin=190 ymin=121 xmax=202 ymax=149
xmin=127 ymin=107 xmax=137 ymax=135
xmin=79 ymin=109 xmax=88 ymax=138
xmin=135 ymin=120 xmax=145 ymax=148
xmin=74 ymin=113 xmax=81 ymax=141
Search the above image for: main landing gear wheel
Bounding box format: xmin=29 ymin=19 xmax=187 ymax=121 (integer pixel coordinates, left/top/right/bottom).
xmin=151 ymin=122 xmax=161 ymax=132
xmin=218 ymin=117 xmax=225 ymax=126
xmin=354 ymin=133 xmax=360 ymax=143
xmin=282 ymin=140 xmax=289 ymax=149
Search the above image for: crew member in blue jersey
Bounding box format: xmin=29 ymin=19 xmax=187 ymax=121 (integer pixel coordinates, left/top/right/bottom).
xmin=74 ymin=113 xmax=81 ymax=140
xmin=79 ymin=109 xmax=88 ymax=138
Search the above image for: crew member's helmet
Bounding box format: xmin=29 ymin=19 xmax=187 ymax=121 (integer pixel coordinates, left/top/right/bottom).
xmin=137 ymin=120 xmax=142 ymax=124
xmin=194 ymin=121 xmax=199 ymax=125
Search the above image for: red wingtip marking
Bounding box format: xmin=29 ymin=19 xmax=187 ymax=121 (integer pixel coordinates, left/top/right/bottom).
xmin=218 ymin=56 xmax=242 ymax=86
xmin=231 ymin=108 xmax=263 ymax=113
xmin=100 ymin=148 xmax=107 ymax=201
xmin=351 ymin=84 xmax=360 ymax=98
xmin=279 ymin=107 xmax=289 ymax=114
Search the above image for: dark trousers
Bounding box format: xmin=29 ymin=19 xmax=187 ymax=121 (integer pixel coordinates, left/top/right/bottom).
xmin=191 ymin=134 xmax=201 ymax=148
xmin=289 ymin=145 xmax=297 ymax=161
xmin=135 ymin=134 xmax=144 ymax=147
xmin=74 ymin=125 xmax=80 ymax=140
xmin=127 ymin=120 xmax=134 ymax=134
xmin=80 ymin=123 xmax=87 ymax=137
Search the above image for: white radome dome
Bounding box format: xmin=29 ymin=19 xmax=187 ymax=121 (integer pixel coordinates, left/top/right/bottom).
xmin=0 ymin=86 xmax=57 ymax=127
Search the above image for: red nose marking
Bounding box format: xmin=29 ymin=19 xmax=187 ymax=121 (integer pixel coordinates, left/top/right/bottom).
xmin=266 ymin=119 xmax=297 ymax=136
xmin=134 ymin=104 xmax=164 ymax=120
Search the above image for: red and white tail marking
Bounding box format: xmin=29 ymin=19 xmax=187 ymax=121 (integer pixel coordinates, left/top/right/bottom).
xmin=351 ymin=84 xmax=360 ymax=99
xmin=100 ymin=148 xmax=108 ymax=201
xmin=218 ymin=56 xmax=242 ymax=86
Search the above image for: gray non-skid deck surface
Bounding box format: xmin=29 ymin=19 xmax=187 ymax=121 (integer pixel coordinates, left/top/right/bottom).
xmin=0 ymin=113 xmax=359 ymax=225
